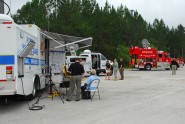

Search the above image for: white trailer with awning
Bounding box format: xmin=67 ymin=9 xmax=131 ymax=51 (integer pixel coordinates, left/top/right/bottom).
xmin=0 ymin=14 xmax=92 ymax=99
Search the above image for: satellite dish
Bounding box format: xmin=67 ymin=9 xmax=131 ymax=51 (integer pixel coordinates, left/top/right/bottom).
xmin=66 ymin=44 xmax=79 ymax=56
xmin=141 ymin=39 xmax=150 ymax=48
xmin=66 ymin=44 xmax=79 ymax=51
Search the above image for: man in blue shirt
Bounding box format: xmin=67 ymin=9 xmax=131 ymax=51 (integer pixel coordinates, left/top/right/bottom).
xmin=81 ymin=69 xmax=99 ymax=99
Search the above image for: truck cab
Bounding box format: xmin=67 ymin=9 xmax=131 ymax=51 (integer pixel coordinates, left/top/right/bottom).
xmin=157 ymin=51 xmax=171 ymax=70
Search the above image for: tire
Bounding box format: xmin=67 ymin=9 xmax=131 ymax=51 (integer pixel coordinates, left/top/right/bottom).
xmin=28 ymin=76 xmax=40 ymax=101
xmin=145 ymin=64 xmax=151 ymax=71
xmin=28 ymin=84 xmax=36 ymax=101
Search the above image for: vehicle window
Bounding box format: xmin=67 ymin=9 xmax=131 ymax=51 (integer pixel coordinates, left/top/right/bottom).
xmin=101 ymin=54 xmax=106 ymax=60
xmin=81 ymin=55 xmax=88 ymax=57
xmin=81 ymin=58 xmax=86 ymax=61
xmin=70 ymin=58 xmax=75 ymax=62
xmin=69 ymin=58 xmax=86 ymax=62
xmin=165 ymin=54 xmax=170 ymax=58
xmin=158 ymin=54 xmax=162 ymax=58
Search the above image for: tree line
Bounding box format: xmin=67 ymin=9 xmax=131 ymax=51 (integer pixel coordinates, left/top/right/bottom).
xmin=12 ymin=0 xmax=185 ymax=66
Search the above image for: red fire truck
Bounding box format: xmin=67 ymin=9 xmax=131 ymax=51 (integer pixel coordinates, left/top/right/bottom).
xmin=176 ymin=57 xmax=184 ymax=67
xmin=129 ymin=46 xmax=182 ymax=70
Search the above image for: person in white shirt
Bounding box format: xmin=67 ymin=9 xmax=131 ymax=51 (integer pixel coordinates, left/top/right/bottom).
xmin=112 ymin=59 xmax=118 ymax=80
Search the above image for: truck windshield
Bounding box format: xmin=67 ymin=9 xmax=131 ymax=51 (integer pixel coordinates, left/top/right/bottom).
xmin=101 ymin=55 xmax=106 ymax=60
xmin=158 ymin=54 xmax=162 ymax=58
xmin=165 ymin=54 xmax=170 ymax=58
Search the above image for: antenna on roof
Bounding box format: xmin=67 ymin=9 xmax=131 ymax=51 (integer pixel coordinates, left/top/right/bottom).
xmin=141 ymin=39 xmax=150 ymax=48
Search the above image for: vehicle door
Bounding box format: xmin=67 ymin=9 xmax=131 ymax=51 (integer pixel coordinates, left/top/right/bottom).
xmin=100 ymin=54 xmax=107 ymax=69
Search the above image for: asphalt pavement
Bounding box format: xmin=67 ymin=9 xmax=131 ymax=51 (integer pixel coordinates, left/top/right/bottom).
xmin=1 ymin=67 xmax=185 ymax=124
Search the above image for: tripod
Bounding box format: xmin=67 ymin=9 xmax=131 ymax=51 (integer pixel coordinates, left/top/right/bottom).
xmin=48 ymin=66 xmax=64 ymax=103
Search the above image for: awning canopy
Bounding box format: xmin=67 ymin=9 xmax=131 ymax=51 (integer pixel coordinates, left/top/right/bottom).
xmin=40 ymin=30 xmax=92 ymax=50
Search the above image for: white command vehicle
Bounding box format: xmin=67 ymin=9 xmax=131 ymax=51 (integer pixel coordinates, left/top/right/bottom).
xmin=0 ymin=14 xmax=47 ymax=99
xmin=0 ymin=14 xmax=92 ymax=99
xmin=80 ymin=50 xmax=109 ymax=75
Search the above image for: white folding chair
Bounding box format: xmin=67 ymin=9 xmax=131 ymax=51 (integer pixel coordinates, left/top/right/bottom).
xmin=85 ymin=79 xmax=100 ymax=101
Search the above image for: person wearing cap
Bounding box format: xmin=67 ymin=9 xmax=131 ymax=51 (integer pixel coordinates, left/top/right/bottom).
xmin=81 ymin=69 xmax=99 ymax=99
xmin=66 ymin=58 xmax=85 ymax=101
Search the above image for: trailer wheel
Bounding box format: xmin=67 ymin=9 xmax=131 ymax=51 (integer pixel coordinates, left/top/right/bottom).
xmin=14 ymin=84 xmax=36 ymax=101
xmin=28 ymin=76 xmax=39 ymax=100
xmin=28 ymin=84 xmax=36 ymax=101
xmin=145 ymin=64 xmax=151 ymax=71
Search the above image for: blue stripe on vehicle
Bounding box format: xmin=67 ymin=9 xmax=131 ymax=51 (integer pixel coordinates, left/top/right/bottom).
xmin=40 ymin=60 xmax=46 ymax=66
xmin=0 ymin=55 xmax=14 ymax=65
xmin=24 ymin=58 xmax=39 ymax=65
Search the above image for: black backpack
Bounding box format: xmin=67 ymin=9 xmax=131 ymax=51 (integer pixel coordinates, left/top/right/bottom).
xmin=81 ymin=90 xmax=91 ymax=99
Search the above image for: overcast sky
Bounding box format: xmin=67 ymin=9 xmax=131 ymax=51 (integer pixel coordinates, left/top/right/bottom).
xmin=4 ymin=0 xmax=185 ymax=28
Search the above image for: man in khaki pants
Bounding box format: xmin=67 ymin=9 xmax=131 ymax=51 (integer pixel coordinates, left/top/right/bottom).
xmin=171 ymin=60 xmax=177 ymax=75
xmin=172 ymin=65 xmax=176 ymax=75
xmin=66 ymin=58 xmax=85 ymax=101
xmin=112 ymin=59 xmax=119 ymax=80
xmin=118 ymin=58 xmax=124 ymax=80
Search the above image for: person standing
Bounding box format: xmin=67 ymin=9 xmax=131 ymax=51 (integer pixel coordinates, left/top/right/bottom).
xmin=171 ymin=59 xmax=177 ymax=75
xmin=66 ymin=58 xmax=85 ymax=101
xmin=105 ymin=61 xmax=111 ymax=80
xmin=118 ymin=58 xmax=124 ymax=80
xmin=92 ymin=56 xmax=97 ymax=69
xmin=112 ymin=59 xmax=119 ymax=80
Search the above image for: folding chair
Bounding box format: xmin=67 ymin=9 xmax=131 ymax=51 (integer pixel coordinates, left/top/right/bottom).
xmin=85 ymin=79 xmax=100 ymax=101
